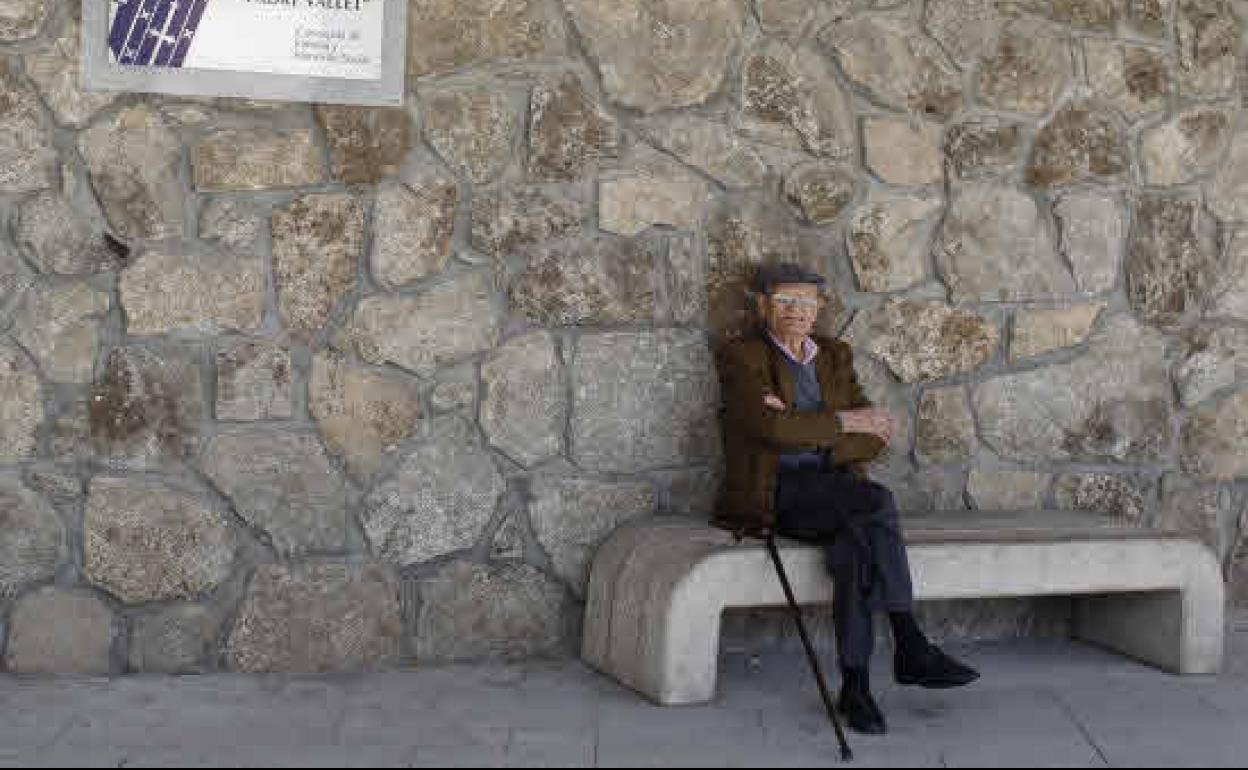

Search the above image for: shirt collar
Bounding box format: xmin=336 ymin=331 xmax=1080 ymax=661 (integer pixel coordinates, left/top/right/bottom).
xmin=765 ymin=330 xmax=818 ymax=365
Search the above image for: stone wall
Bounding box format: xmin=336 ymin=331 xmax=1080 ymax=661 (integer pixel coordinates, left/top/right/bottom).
xmin=0 ymin=0 xmax=1245 ymax=674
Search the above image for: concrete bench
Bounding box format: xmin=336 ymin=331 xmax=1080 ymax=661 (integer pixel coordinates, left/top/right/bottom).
xmin=582 ymin=513 xmax=1225 ymax=706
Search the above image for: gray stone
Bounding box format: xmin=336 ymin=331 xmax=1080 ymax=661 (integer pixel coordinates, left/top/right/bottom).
xmin=490 ymin=512 xmax=527 ymax=559
xmin=737 ymin=40 xmax=857 ymax=158
xmin=916 ymin=387 xmax=976 ymax=464
xmin=1126 ymin=0 xmax=1175 ymax=36
xmin=1053 ymin=191 xmax=1124 ymax=293
xmin=414 ymin=561 xmax=569 ymax=663
xmin=704 ymin=197 xmax=800 ymax=336
xmin=480 ymin=332 xmax=566 ymax=467
xmin=510 ymin=235 xmax=658 ymax=326
xmin=944 ymin=116 xmax=1023 ymax=180
xmin=1141 ymin=107 xmax=1231 ymax=185
xmin=199 ymin=198 xmax=266 ymax=252
xmin=371 ymin=179 xmax=458 ymax=289
xmin=226 ymin=563 xmax=402 ymax=673
xmin=469 ymin=186 xmax=584 ymax=257
xmin=1210 ymin=230 xmax=1248 ymax=321
xmin=922 ymin=0 xmax=1007 ymax=65
xmin=23 ymin=9 xmax=117 ymax=126
xmin=121 ymin=250 xmax=265 ymax=336
xmin=1054 ymin=473 xmax=1154 ymax=523
xmin=22 ymin=466 xmax=82 ymax=507
xmin=201 ymin=431 xmax=349 ymax=557
xmin=88 ymin=345 xmax=206 ymax=468
xmin=783 ymin=163 xmax=858 ymax=226
xmin=315 ymin=105 xmax=411 ymax=185
xmin=1026 ymin=99 xmax=1127 ymax=187
xmin=530 ymin=476 xmax=656 ymax=595
xmin=883 ymin=467 xmax=969 ymax=513
xmin=661 ymin=234 xmax=709 ymax=326
xmin=1085 ymin=39 xmax=1172 ymax=120
xmin=215 ymin=341 xmax=293 ymax=421
xmin=128 ymin=604 xmax=221 ymax=674
xmin=976 ymin=25 xmax=1072 ymax=115
xmin=272 ymin=194 xmax=364 ymax=340
xmin=14 ymin=192 xmax=119 ymax=275
xmin=847 ymin=191 xmax=940 ymax=293
xmin=1125 ymin=193 xmax=1218 ymax=329
xmin=528 ymin=75 xmax=620 ymax=182
xmin=1010 ymin=303 xmax=1105 ymax=359
xmin=79 ymin=106 xmax=182 ymax=239
xmin=1175 ymin=326 xmax=1248 ymax=406
xmin=405 ymin=0 xmax=555 ymax=79
xmin=192 ymin=129 xmax=325 ymax=191
xmin=1176 ymin=0 xmax=1240 ymax=97
xmin=564 ymin=0 xmax=747 ymax=112
xmin=361 ymin=416 xmax=504 ymax=566
xmin=431 ymin=364 xmax=478 ymax=414
xmin=0 ymin=242 xmax=33 ymax=324
xmin=0 ymin=0 xmax=45 ymax=40
xmin=936 ymin=183 xmax=1075 ymax=302
xmin=0 ymin=476 xmax=65 ymax=597
xmin=1153 ymin=478 xmax=1238 ymax=561
xmin=599 ymin=160 xmax=708 ymax=236
xmin=571 ymin=330 xmax=721 ymax=473
xmin=820 ymin=17 xmax=962 ymax=117
xmin=423 ymin=87 xmax=518 ymax=184
xmin=644 ymin=115 xmax=767 ymax=189
xmin=656 ymin=465 xmax=724 ymax=518
xmin=84 ymin=476 xmax=236 ymax=603
xmin=752 ymin=0 xmax=823 ymax=37
xmin=4 ymin=588 xmax=113 ymax=674
xmin=309 ymin=351 xmax=422 ymax=482
xmin=966 ymin=468 xmax=1050 ymax=511
xmin=1210 ymin=126 xmax=1248 ymax=222
xmin=864 ymin=118 xmax=943 ymax=186
xmin=851 ymin=353 xmax=914 ymax=466
xmin=845 ymin=299 xmax=999 ymax=383
xmin=1182 ymin=389 xmax=1248 ymax=481
xmin=0 ymin=342 xmax=42 ymax=461
xmin=13 ymin=281 xmax=110 ymax=382
xmin=974 ymin=314 xmax=1172 ymax=462
xmin=345 ymin=271 xmax=500 ymax=378
xmin=0 ymin=60 xmax=55 ymax=193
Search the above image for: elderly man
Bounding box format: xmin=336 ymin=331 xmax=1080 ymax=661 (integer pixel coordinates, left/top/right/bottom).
xmin=713 ymin=263 xmax=978 ymax=735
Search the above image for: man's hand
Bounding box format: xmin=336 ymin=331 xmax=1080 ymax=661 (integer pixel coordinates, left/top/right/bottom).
xmin=762 ymin=393 xmax=787 ymax=411
xmin=837 ymin=406 xmax=897 ymax=445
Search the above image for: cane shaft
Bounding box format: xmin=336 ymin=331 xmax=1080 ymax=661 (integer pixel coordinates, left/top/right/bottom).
xmin=766 ymin=537 xmax=853 ymax=761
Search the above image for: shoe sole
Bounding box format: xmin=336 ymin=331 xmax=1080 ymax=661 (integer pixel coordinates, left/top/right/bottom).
xmin=894 ymin=671 xmax=981 ymax=689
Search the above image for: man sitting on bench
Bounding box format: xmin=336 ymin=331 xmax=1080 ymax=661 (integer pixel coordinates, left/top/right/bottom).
xmin=712 ymin=262 xmax=979 ymax=735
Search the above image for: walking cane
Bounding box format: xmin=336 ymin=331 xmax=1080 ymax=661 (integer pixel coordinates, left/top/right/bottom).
xmin=764 ymin=534 xmax=854 ymax=762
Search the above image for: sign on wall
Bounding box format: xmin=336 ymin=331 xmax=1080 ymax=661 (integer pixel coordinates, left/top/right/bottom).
xmin=82 ymin=0 xmax=406 ymax=106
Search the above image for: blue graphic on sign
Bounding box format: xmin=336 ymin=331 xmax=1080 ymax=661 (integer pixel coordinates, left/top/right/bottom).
xmin=108 ymin=0 xmax=209 ymax=68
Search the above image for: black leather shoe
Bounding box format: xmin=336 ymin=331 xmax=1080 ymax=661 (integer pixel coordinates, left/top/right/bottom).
xmin=836 ymin=688 xmax=887 ymax=735
xmin=894 ymin=643 xmax=980 ymax=689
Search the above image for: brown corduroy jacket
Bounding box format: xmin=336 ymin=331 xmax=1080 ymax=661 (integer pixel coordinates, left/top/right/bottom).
xmin=712 ymin=330 xmax=886 ymax=536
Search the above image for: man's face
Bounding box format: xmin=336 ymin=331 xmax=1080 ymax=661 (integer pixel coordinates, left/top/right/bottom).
xmin=760 ymin=282 xmax=821 ymax=338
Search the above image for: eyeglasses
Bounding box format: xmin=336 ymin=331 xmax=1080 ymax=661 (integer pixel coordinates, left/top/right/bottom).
xmin=768 ymin=293 xmax=821 ymax=308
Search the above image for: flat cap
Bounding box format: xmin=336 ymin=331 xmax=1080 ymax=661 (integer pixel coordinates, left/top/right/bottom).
xmin=751 ymin=262 xmax=828 ymax=293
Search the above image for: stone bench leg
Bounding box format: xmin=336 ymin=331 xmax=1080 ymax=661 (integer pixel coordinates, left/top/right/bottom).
xmin=1073 ymin=582 xmax=1224 ymax=674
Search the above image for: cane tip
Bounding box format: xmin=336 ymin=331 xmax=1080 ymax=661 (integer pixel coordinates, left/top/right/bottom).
xmin=840 ymin=747 xmax=854 ymax=762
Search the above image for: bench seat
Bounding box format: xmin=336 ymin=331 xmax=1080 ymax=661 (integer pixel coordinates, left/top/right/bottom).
xmin=582 ymin=512 xmax=1225 ymax=705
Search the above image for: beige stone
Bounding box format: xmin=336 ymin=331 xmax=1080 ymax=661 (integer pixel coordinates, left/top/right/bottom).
xmin=820 ymin=17 xmax=962 ymax=117
xmin=371 ymin=179 xmax=458 ymax=289
xmin=79 ymin=106 xmax=181 ymax=238
xmin=976 ymin=25 xmax=1072 ymax=115
xmin=1052 ymin=191 xmax=1123 ymax=293
xmin=1026 ymin=99 xmax=1127 ymax=187
xmin=480 ymin=332 xmax=566 ymax=467
xmin=510 ymin=236 xmax=658 ymax=326
xmin=864 ymin=119 xmax=943 ymax=186
xmin=215 ymin=341 xmax=293 ymax=421
xmin=784 ymin=163 xmax=858 ymax=226
xmin=121 ymin=251 xmax=264 ymax=336
xmin=5 ymin=588 xmax=113 ymax=674
xmin=1084 ymin=39 xmax=1172 ymax=120
xmin=1011 ymin=304 xmax=1105 ymax=359
xmin=737 ymin=40 xmax=857 ymax=158
xmin=316 ymin=105 xmax=411 ymax=184
xmin=13 ymin=282 xmax=110 ymax=383
xmin=1176 ymin=0 xmax=1240 ymax=97
xmin=528 ymin=75 xmax=620 ymax=182
xmin=916 ymin=387 xmax=976 ymax=463
xmin=1210 ymin=127 xmax=1248 ymax=222
xmin=0 ymin=476 xmax=65 ymax=597
xmin=600 ymin=163 xmax=708 ymax=236
xmin=272 ymin=194 xmax=364 ymax=339
xmin=0 ymin=342 xmax=43 ymax=461
xmin=0 ymin=59 xmax=54 ymax=193
xmin=193 ymin=129 xmax=325 ymax=191
xmin=944 ymin=116 xmax=1024 ymax=179
xmin=847 ymin=192 xmax=940 ymax=293
xmin=423 ymin=87 xmax=518 ymax=184
xmin=1140 ymin=107 xmax=1231 ymax=185
xmin=406 ymin=0 xmax=554 ymax=78
xmin=24 ymin=9 xmax=118 ymax=126
xmin=0 ymin=0 xmax=46 ymax=40
xmin=844 ymin=299 xmax=999 ymax=383
xmin=645 ymin=116 xmax=767 ymax=189
xmin=1125 ymin=193 xmax=1218 ymax=329
xmin=967 ymin=468 xmax=1050 ymax=511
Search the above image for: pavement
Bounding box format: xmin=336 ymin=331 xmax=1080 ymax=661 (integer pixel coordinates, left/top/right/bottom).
xmin=2 ymin=616 xmax=1246 ymax=767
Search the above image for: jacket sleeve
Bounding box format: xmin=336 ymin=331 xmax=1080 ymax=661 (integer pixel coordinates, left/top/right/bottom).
xmin=826 ymin=341 xmax=887 ymax=465
xmin=717 ymin=341 xmax=846 ymax=450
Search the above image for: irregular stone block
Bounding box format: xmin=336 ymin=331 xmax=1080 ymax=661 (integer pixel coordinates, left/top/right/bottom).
xmin=0 ymin=60 xmax=55 ymax=193
xmin=0 ymin=0 xmax=46 ymax=40
xmin=922 ymin=0 xmax=1007 ymax=65
xmin=13 ymin=281 xmax=110 ymax=382
xmin=528 ymin=75 xmax=619 ymax=182
xmin=845 ymin=299 xmax=998 ymax=383
xmin=0 ymin=475 xmax=65 ymax=597
xmin=644 ymin=115 xmax=767 ymax=189
xmin=1210 ymin=126 xmax=1248 ymax=222
xmin=345 ymin=271 xmax=499 ymax=378
xmin=599 ymin=164 xmax=707 ymax=236
xmin=79 ymin=106 xmax=182 ymax=239
xmin=571 ymin=330 xmax=721 ymax=472
xmin=752 ymin=0 xmax=823 ymax=37
xmin=1026 ymin=99 xmax=1127 ymax=187
xmin=315 ymin=105 xmax=411 ymax=184
xmin=531 ymin=475 xmax=656 ymax=595
xmin=1125 ymin=193 xmax=1217 ymax=329
xmin=201 ymin=431 xmax=349 ymax=556
xmin=361 ymin=416 xmax=504 ymax=566
xmin=199 ymin=197 xmax=266 ymax=252
xmin=414 ymin=561 xmax=569 ymax=662
xmin=423 ymin=87 xmax=517 ymax=184
xmin=1054 ymin=473 xmax=1154 ymax=523
xmin=1176 ymin=326 xmax=1248 ymax=407
xmin=129 ymin=604 xmax=221 ymax=674
xmin=14 ymin=192 xmax=119 ymax=275
xmin=309 ymin=350 xmax=422 ymax=482
xmin=820 ymin=17 xmax=962 ymax=117
xmin=23 ymin=9 xmax=117 ymax=126
xmin=944 ymin=116 xmax=1023 ymax=180
xmin=1084 ymin=39 xmax=1171 ymax=120
xmin=430 ymin=364 xmax=478 ymax=414
xmin=1154 ymin=477 xmax=1239 ymax=561
xmin=1176 ymin=0 xmax=1239 ymax=97
xmin=5 ymin=588 xmax=113 ymax=674
xmin=975 ymin=25 xmax=1072 ymax=115
xmin=966 ymin=468 xmax=1050 ymax=511
xmin=784 ymin=163 xmax=858 ymax=225
xmin=864 ymin=118 xmax=943 ymax=186
xmin=272 ymin=194 xmax=363 ymax=339
xmin=737 ymin=40 xmax=856 ymax=158
xmin=1010 ymin=303 xmax=1105 ymax=359
xmin=565 ymin=0 xmax=747 ymax=111
xmin=510 ymin=235 xmax=658 ymax=326
xmin=121 ymin=250 xmax=264 ymax=336
xmin=481 ymin=332 xmax=565 ymax=467
xmin=470 ymin=186 xmax=584 ymax=257
xmin=916 ymin=387 xmax=976 ymax=464
xmin=227 ymin=563 xmax=402 ymax=673
xmin=1210 ymin=231 xmax=1248 ymax=321
xmin=1052 ymin=191 xmax=1125 ymax=294
xmin=371 ymin=179 xmax=457 ymax=289
xmin=215 ymin=340 xmax=293 ymax=421
xmin=1182 ymin=390 xmax=1248 ymax=481
xmin=0 ymin=342 xmax=42 ymax=461
xmin=193 ymin=129 xmax=325 ymax=191
xmin=847 ymin=191 xmax=940 ymax=293
xmin=406 ymin=0 xmax=555 ymax=79
xmin=1025 ymin=0 xmax=1121 ymax=27
xmin=1141 ymin=107 xmax=1231 ymax=185
xmin=1125 ymin=0 xmax=1174 ymax=37
xmin=84 ymin=476 xmax=236 ymax=604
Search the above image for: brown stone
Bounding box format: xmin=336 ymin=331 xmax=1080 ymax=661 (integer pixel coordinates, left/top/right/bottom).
xmin=510 ymin=236 xmax=658 ymax=326
xmin=1141 ymin=107 xmax=1232 ymax=185
xmin=88 ymin=346 xmax=205 ymax=468
xmin=315 ymin=105 xmax=411 ymax=184
xmin=470 ymin=186 xmax=584 ymax=257
xmin=1054 ymin=473 xmax=1154 ymax=522
xmin=916 ymin=387 xmax=976 ymax=464
xmin=1125 ymin=193 xmax=1217 ymax=329
xmin=423 ymin=87 xmax=518 ymax=184
xmin=1084 ymin=39 xmax=1172 ymax=120
xmin=737 ymin=41 xmax=857 ymax=158
xmin=0 ymin=0 xmax=46 ymax=40
xmin=783 ymin=163 xmax=858 ymax=225
xmin=976 ymin=25 xmax=1072 ymax=115
xmin=528 ymin=75 xmax=619 ymax=182
xmin=1026 ymin=100 xmax=1127 ymax=187
xmin=271 ymin=194 xmax=364 ymax=339
xmin=1176 ymin=0 xmax=1240 ymax=97
xmin=944 ymin=117 xmax=1024 ymax=179
xmin=844 ymin=299 xmax=999 ymax=383
xmin=406 ymin=0 xmax=553 ymax=79
xmin=370 ymin=179 xmax=458 ymax=289
xmin=1026 ymin=0 xmax=1121 ymax=27
xmin=193 ymin=129 xmax=325 ymax=191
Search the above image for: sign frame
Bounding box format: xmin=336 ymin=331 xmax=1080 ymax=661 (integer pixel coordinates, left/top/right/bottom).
xmin=81 ymin=0 xmax=407 ymax=107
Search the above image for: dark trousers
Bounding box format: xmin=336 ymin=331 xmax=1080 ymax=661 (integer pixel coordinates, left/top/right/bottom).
xmin=774 ymin=466 xmax=915 ymax=670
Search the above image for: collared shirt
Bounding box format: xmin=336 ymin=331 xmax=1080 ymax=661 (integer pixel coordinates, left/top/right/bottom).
xmin=765 ymin=331 xmax=827 ymax=470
